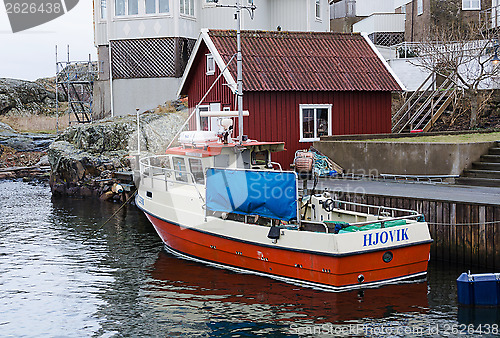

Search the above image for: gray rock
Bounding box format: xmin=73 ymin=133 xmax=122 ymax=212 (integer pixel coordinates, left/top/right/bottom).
xmin=0 ymin=77 xmax=61 ymax=116
xmin=48 ymin=111 xmax=186 ymax=197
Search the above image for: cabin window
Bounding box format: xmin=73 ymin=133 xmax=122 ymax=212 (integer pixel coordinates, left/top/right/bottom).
xmin=206 ymin=54 xmax=215 ymax=75
xmin=188 ymin=158 xmax=205 ymax=184
xmin=251 ymin=151 xmax=268 ymax=166
xmin=173 ymin=157 xmax=188 ymax=182
xmin=299 ymin=104 xmax=332 ymax=142
xmin=462 ymin=0 xmax=480 ymax=10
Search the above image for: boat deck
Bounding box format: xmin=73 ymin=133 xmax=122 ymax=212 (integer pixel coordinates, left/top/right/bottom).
xmin=309 ymin=178 xmax=500 ymax=206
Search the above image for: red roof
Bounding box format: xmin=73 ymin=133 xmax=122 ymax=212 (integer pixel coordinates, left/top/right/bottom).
xmin=208 ymin=30 xmax=402 ymax=92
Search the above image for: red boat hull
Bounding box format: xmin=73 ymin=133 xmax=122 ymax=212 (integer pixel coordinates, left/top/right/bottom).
xmin=144 ymin=212 xmax=431 ymax=291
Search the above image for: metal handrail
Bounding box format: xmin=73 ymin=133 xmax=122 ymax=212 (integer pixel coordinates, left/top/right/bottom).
xmin=392 ymin=72 xmax=434 ymax=127
xmin=395 ymin=74 xmax=457 ymax=133
xmin=332 ymin=199 xmax=420 ymax=216
xmin=139 ymin=155 xmax=206 ymax=202
xmin=345 ymin=214 xmax=425 ymax=228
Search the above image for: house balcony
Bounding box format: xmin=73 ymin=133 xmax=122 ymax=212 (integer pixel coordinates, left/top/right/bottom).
xmin=479 ymin=3 xmax=500 ymax=30
xmin=330 ymin=0 xmax=356 ymax=19
xmin=352 ymin=13 xmax=405 ymax=46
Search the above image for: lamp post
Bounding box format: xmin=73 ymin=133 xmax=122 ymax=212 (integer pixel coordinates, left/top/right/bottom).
xmin=492 ymin=41 xmax=500 ymax=65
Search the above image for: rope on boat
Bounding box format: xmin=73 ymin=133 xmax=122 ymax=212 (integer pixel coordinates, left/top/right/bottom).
xmin=81 ymin=189 xmax=137 ymax=244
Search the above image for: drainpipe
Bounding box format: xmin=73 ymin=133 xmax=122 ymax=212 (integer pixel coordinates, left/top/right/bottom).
xmin=411 ymin=0 xmax=414 ymax=42
xmin=108 ymin=43 xmax=114 ymax=118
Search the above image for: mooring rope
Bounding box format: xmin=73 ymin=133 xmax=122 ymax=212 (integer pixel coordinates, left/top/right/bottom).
xmin=81 ymin=189 xmax=137 ymax=244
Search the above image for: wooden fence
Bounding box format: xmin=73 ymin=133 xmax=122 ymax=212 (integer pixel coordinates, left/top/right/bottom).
xmin=336 ymin=192 xmax=500 ymax=270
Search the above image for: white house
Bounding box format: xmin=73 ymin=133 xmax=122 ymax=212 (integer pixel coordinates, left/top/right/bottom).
xmin=93 ymin=0 xmax=330 ymax=117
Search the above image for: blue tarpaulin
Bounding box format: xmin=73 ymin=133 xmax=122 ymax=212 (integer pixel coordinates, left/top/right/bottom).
xmin=206 ymin=168 xmax=298 ymax=221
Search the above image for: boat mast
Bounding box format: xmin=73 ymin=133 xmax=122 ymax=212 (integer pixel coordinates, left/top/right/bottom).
xmin=217 ymin=0 xmax=256 ymax=144
xmin=236 ymin=1 xmax=243 ymax=144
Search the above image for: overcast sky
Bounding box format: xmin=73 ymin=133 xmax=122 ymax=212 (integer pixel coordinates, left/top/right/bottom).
xmin=0 ymin=1 xmax=97 ymax=81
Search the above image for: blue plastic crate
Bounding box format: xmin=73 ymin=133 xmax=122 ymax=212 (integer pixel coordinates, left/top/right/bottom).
xmin=457 ymin=272 xmax=500 ymax=306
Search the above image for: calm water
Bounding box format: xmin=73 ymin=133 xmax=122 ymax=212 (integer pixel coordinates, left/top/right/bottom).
xmin=0 ymin=180 xmax=498 ymax=337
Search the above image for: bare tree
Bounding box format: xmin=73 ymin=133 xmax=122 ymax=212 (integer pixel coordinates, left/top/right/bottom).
xmin=410 ymin=20 xmax=500 ymax=128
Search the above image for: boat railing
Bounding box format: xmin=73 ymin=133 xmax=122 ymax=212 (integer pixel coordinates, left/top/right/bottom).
xmin=329 ymin=199 xmax=425 ymax=227
xmin=139 ymin=155 xmax=205 ymax=202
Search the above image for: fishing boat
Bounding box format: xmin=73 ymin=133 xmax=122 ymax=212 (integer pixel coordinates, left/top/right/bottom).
xmin=135 ymin=0 xmax=432 ymax=292
xmin=135 ymin=127 xmax=432 ymax=291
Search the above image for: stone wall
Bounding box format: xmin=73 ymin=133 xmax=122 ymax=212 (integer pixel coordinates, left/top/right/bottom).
xmin=314 ymin=139 xmax=495 ymax=176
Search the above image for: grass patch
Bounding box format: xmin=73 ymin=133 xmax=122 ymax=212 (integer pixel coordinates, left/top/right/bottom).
xmin=364 ymin=132 xmax=500 ymax=143
xmin=0 ymin=115 xmax=69 ymax=134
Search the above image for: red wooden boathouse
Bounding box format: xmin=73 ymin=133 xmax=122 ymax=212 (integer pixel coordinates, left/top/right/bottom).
xmin=177 ymin=29 xmax=403 ymax=168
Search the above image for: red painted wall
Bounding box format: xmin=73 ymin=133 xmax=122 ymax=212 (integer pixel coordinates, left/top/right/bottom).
xmin=183 ymin=43 xmax=392 ymax=169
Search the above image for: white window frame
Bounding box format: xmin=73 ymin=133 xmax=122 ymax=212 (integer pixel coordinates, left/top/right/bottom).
xmin=315 ymin=0 xmax=321 ymax=20
xmin=299 ymin=104 xmax=332 ymax=142
xmin=462 ymin=0 xmax=481 ymax=10
xmin=100 ymin=0 xmax=107 ymax=19
xmin=115 ymin=0 xmax=126 ymax=16
xmin=114 ymin=0 xmax=170 ymax=16
xmin=206 ymin=54 xmax=215 ymax=75
xmin=417 ymin=0 xmax=423 ymax=15
xmin=127 ymin=0 xmax=139 ymax=15
xmin=145 ymin=0 xmax=171 ymax=15
xmin=197 ymin=105 xmax=210 ymax=131
xmin=180 ymin=0 xmax=195 ymax=17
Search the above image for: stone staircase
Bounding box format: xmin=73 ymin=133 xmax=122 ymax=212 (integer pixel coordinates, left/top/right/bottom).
xmin=456 ymin=141 xmax=500 ymax=187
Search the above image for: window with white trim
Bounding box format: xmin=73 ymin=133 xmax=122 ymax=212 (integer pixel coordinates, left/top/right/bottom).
xmin=198 ymin=105 xmax=209 ymax=131
xmin=145 ymin=0 xmax=170 ymax=14
xmin=417 ymin=0 xmax=423 ymax=15
xmin=115 ymin=0 xmax=125 ymax=16
xmin=115 ymin=0 xmax=169 ymax=16
xmin=100 ymin=0 xmax=107 ymax=19
xmin=206 ymin=54 xmax=215 ymax=75
xmin=462 ymin=0 xmax=480 ymax=10
xmin=299 ymin=104 xmax=332 ymax=142
xmin=180 ymin=0 xmax=194 ymax=16
xmin=128 ymin=0 xmax=138 ymax=15
xmin=315 ymin=0 xmax=321 ymax=20
xmin=188 ymin=158 xmax=205 ymax=184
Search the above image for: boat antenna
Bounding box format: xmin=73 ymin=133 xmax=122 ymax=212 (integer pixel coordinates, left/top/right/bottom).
xmin=216 ymin=0 xmax=256 ymax=144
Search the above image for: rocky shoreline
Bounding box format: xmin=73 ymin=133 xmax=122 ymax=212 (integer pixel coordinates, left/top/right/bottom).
xmin=47 ymin=110 xmax=186 ymax=202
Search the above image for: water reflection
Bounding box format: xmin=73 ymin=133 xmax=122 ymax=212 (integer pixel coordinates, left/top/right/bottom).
xmin=144 ymin=251 xmax=428 ymax=335
xmin=2 ymin=180 xmax=498 ymax=337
